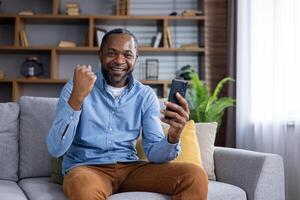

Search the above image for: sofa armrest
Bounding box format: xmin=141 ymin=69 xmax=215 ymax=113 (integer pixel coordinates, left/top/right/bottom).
xmin=214 ymin=147 xmax=285 ymax=200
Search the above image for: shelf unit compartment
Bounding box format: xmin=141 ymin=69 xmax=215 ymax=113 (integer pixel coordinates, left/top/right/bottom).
xmin=0 ymin=51 xmax=51 ymax=79
xmin=0 ymin=0 xmax=52 ymax=14
xmin=20 ymin=18 xmax=89 ymax=47
xmin=56 ymin=52 xmax=100 ymax=79
xmin=94 ymin=19 xmax=162 ymax=48
xmin=134 ymin=52 xmax=199 ymax=81
xmin=15 ymin=82 xmax=64 ymax=100
xmin=0 ymin=17 xmax=15 ymax=46
xmin=130 ymin=0 xmax=201 ymax=16
xmin=167 ymin=19 xmax=202 ymax=48
xmin=0 ymin=81 xmax=13 ymax=102
xmin=59 ymin=0 xmax=118 ymax=15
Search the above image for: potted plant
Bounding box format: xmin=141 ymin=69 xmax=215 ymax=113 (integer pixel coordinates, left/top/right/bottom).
xmin=184 ymin=72 xmax=235 ymax=180
xmin=187 ymin=72 xmax=235 ymax=127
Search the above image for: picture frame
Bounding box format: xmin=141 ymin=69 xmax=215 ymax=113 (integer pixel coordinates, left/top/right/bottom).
xmin=94 ymin=27 xmax=107 ymax=47
xmin=146 ymin=59 xmax=159 ymax=80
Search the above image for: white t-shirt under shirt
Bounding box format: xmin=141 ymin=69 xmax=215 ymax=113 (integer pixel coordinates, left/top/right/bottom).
xmin=106 ymin=84 xmax=127 ymax=98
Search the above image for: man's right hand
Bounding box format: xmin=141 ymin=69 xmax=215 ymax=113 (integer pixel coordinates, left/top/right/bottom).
xmin=68 ymin=65 xmax=97 ymax=111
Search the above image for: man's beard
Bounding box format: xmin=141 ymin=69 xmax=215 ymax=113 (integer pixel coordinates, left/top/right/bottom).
xmin=101 ymin=66 xmax=132 ymax=86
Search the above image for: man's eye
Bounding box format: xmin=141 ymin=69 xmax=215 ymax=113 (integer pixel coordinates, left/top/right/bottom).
xmin=125 ymin=53 xmax=133 ymax=59
xmin=107 ymin=52 xmax=115 ymax=56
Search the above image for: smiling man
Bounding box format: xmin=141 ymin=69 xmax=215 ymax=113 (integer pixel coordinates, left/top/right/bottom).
xmin=47 ymin=29 xmax=208 ymax=200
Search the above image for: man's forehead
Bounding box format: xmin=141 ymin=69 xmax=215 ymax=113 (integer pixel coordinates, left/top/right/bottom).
xmin=105 ymin=34 xmax=136 ymax=47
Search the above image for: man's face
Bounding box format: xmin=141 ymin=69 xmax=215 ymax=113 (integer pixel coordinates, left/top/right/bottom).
xmin=100 ymin=34 xmax=137 ymax=88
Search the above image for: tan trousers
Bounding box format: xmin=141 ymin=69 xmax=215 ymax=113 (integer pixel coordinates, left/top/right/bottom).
xmin=63 ymin=162 xmax=208 ymax=200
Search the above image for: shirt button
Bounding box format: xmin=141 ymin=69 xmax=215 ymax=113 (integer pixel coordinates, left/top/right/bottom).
xmin=70 ymin=116 xmax=73 ymax=120
xmin=112 ymin=111 xmax=115 ymax=114
xmin=109 ymin=128 xmax=112 ymax=131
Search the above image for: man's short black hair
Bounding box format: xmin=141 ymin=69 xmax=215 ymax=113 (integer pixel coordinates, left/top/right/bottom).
xmin=100 ymin=28 xmax=139 ymax=53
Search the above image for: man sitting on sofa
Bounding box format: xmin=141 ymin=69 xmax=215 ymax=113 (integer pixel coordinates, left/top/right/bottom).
xmin=46 ymin=28 xmax=208 ymax=200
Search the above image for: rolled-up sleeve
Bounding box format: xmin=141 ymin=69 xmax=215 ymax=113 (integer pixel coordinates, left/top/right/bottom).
xmin=141 ymin=89 xmax=181 ymax=163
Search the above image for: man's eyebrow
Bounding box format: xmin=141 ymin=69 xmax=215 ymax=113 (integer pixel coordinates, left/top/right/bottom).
xmin=124 ymin=50 xmax=134 ymax=54
xmin=107 ymin=48 xmax=117 ymax=51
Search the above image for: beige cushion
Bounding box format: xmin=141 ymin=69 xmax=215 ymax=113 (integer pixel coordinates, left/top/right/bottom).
xmin=136 ymin=120 xmax=203 ymax=167
xmin=158 ymin=98 xmax=218 ymax=180
xmin=195 ymin=122 xmax=218 ymax=180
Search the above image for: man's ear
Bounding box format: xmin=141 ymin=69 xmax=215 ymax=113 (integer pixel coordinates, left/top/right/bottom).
xmin=135 ymin=54 xmax=139 ymax=61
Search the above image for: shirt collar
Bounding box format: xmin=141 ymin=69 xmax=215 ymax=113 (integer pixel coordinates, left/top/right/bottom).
xmin=95 ymin=68 xmax=135 ymax=91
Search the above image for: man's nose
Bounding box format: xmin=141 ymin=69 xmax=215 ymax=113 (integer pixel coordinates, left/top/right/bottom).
xmin=114 ymin=53 xmax=126 ymax=64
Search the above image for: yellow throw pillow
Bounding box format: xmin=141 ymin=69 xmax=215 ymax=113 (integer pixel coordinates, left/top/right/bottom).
xmin=136 ymin=120 xmax=203 ymax=167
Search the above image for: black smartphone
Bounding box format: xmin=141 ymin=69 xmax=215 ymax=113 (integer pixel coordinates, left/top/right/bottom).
xmin=165 ymin=79 xmax=188 ymax=119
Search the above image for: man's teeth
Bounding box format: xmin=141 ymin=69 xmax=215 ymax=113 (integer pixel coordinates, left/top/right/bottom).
xmin=112 ymin=68 xmax=124 ymax=71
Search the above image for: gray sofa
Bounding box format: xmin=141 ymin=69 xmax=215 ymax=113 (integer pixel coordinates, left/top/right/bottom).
xmin=0 ymin=96 xmax=285 ymax=200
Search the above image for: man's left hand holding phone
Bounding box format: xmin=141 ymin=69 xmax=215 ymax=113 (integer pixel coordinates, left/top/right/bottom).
xmin=160 ymin=80 xmax=190 ymax=144
xmin=68 ymin=64 xmax=97 ymax=111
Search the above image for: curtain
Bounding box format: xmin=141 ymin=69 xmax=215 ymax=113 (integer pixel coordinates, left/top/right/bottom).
xmin=226 ymin=0 xmax=237 ymax=148
xmin=236 ymin=0 xmax=300 ymax=199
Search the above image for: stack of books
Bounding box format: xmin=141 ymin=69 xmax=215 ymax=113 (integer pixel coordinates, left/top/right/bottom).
xmin=181 ymin=10 xmax=203 ymax=16
xmin=65 ymin=2 xmax=80 ymax=16
xmin=18 ymin=10 xmax=34 ymax=15
xmin=58 ymin=41 xmax=76 ymax=47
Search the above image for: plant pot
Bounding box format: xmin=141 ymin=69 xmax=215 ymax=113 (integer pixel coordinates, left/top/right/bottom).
xmin=195 ymin=122 xmax=218 ymax=180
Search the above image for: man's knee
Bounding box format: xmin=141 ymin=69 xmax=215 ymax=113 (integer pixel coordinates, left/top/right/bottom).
xmin=180 ymin=163 xmax=208 ymax=186
xmin=63 ymin=167 xmax=109 ymax=200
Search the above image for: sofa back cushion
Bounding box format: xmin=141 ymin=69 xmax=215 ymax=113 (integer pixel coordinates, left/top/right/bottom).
xmin=0 ymin=103 xmax=20 ymax=181
xmin=19 ymin=96 xmax=58 ymax=179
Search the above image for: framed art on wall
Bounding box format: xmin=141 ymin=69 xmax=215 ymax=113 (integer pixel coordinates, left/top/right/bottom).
xmin=146 ymin=59 xmax=159 ymax=80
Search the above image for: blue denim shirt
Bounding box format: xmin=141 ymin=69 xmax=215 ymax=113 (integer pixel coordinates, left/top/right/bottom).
xmin=46 ymin=69 xmax=180 ymax=174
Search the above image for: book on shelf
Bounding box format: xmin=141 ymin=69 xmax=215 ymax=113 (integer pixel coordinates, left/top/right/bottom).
xmin=152 ymin=32 xmax=162 ymax=48
xmin=19 ymin=30 xmax=29 ymax=47
xmin=163 ymin=25 xmax=169 ymax=48
xmin=166 ymin=26 xmax=173 ymax=48
xmin=94 ymin=27 xmax=107 ymax=47
xmin=18 ymin=10 xmax=34 ymax=15
xmin=117 ymin=0 xmax=130 ymax=15
xmin=58 ymin=41 xmax=77 ymax=47
xmin=0 ymin=70 xmax=5 ymax=80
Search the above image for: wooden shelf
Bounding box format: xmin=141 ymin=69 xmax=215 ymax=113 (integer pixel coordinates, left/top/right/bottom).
xmin=0 ymin=46 xmax=204 ymax=53
xmin=140 ymin=80 xmax=170 ymax=84
xmin=0 ymin=14 xmax=205 ymax=21
xmin=3 ymin=78 xmax=172 ymax=86
xmin=14 ymin=78 xmax=67 ymax=84
xmin=0 ymin=0 xmax=205 ymax=102
xmin=0 ymin=79 xmax=14 ymax=83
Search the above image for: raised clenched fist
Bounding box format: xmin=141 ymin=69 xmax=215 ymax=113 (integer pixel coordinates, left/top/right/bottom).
xmin=68 ymin=64 xmax=97 ymax=110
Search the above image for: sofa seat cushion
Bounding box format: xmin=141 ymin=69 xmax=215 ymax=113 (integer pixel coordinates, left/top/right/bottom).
xmin=0 ymin=180 xmax=27 ymax=200
xmin=19 ymin=177 xmax=171 ymax=200
xmin=208 ymin=181 xmax=247 ymax=200
xmin=18 ymin=177 xmax=66 ymax=200
xmin=109 ymin=192 xmax=170 ymax=200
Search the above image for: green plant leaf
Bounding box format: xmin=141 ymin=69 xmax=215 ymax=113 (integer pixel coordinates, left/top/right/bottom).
xmin=186 ymin=71 xmax=235 ymax=128
xmin=212 ymin=77 xmax=234 ymax=99
xmin=205 ymin=97 xmax=235 ymax=126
